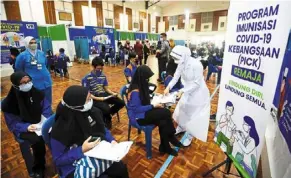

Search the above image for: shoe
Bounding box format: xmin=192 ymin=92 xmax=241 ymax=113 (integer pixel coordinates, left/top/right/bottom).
xmin=175 ymin=126 xmax=186 ymax=135
xmin=169 ymin=136 xmax=183 ymax=148
xmin=182 ymin=133 xmax=193 ymax=147
xmin=159 ymin=145 xmax=178 ymax=156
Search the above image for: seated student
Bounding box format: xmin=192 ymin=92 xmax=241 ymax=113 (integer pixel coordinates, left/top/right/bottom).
xmin=108 ymin=47 xmax=116 ymax=66
xmin=2 ymin=71 xmax=51 ymax=178
xmin=127 ymin=65 xmax=183 ymax=156
xmin=165 ymin=58 xmax=183 ymax=93
xmin=50 ymin=86 xmax=129 ymax=178
xmin=83 ymin=57 xmax=125 ymax=129
xmin=55 ymin=48 xmax=70 ymax=78
xmin=124 ymin=51 xmax=138 ymax=83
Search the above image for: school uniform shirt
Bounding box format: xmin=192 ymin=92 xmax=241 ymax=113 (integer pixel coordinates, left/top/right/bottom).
xmin=15 ymin=49 xmax=52 ymax=90
xmin=56 ymin=54 xmax=70 ymax=69
xmin=127 ymin=90 xmax=153 ymax=124
xmin=124 ymin=63 xmax=137 ymax=78
xmin=50 ymin=129 xmax=114 ymax=178
xmin=83 ymin=71 xmax=109 ymax=97
xmin=164 ymin=75 xmax=184 ymax=93
xmin=3 ymin=99 xmax=51 ymax=137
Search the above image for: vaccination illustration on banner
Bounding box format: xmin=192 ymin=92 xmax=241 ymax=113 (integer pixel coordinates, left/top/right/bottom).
xmin=215 ymin=1 xmax=291 ymax=178
xmin=0 ymin=21 xmax=38 ymax=64
xmin=85 ymin=26 xmax=115 ymax=55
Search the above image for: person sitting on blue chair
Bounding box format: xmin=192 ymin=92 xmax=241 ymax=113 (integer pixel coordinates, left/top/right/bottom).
xmin=83 ymin=57 xmax=125 ymax=129
xmin=50 ymin=85 xmax=129 ymax=178
xmin=165 ymin=57 xmax=184 ymax=93
xmin=2 ymin=71 xmax=51 ymax=178
xmin=127 ymin=65 xmax=183 ymax=156
xmin=124 ymin=51 xmax=138 ymax=83
xmin=55 ymin=48 xmax=70 ymax=78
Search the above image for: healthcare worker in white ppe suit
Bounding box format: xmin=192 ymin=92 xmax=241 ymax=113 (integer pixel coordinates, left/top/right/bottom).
xmin=164 ymin=45 xmax=210 ymax=146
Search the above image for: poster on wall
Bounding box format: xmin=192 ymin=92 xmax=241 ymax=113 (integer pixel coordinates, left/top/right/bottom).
xmin=271 ymin=32 xmax=291 ymax=152
xmin=85 ymin=26 xmax=115 ymax=55
xmin=0 ymin=21 xmax=39 ymax=64
xmin=214 ymin=1 xmax=291 ymax=178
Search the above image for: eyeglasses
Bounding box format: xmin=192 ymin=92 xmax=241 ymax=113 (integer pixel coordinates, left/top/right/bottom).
xmin=29 ymin=42 xmax=37 ymax=44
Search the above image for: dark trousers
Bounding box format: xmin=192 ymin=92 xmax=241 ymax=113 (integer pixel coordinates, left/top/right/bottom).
xmin=93 ymin=96 xmax=125 ymax=122
xmin=137 ymin=108 xmax=176 ymax=151
xmin=19 ymin=132 xmax=46 ymax=172
xmin=101 ymin=161 xmax=129 ymax=178
xmin=144 ymin=55 xmax=149 ymax=65
xmin=137 ymin=55 xmax=143 ymax=65
xmin=158 ymin=57 xmax=167 ymax=80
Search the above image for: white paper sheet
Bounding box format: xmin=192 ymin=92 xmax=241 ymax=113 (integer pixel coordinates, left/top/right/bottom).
xmin=151 ymin=93 xmax=177 ymax=105
xmin=34 ymin=115 xmax=46 ymax=136
xmin=84 ymin=141 xmax=133 ymax=161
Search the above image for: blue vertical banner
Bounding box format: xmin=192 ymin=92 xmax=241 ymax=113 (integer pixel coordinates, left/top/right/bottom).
xmin=84 ymin=26 xmax=115 ymax=55
xmin=0 ymin=20 xmax=39 ymax=64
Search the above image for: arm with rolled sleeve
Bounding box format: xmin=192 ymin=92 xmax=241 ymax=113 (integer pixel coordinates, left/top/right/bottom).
xmin=15 ymin=53 xmax=25 ymax=72
xmin=3 ymin=113 xmax=30 ymax=136
xmin=51 ymin=138 xmax=84 ymax=167
xmin=128 ymin=91 xmax=153 ymax=113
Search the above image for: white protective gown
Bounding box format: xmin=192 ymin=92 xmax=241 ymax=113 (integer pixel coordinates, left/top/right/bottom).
xmin=168 ymin=46 xmax=210 ymax=142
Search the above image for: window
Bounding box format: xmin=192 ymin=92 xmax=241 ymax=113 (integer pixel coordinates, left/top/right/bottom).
xmin=105 ymin=18 xmax=113 ymax=26
xmin=201 ymin=12 xmax=213 ymax=23
xmin=169 ymin=16 xmax=178 ymax=26
xmin=220 ymin=22 xmax=225 ymax=28
xmin=134 ymin=22 xmax=139 ymax=29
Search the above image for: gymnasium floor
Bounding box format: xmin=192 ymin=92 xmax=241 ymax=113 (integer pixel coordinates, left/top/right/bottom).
xmin=1 ymin=56 xmax=251 ymax=178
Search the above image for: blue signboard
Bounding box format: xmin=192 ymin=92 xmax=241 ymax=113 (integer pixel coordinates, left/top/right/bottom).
xmin=1 ymin=20 xmax=39 ymax=64
xmin=85 ymin=26 xmax=115 ymax=55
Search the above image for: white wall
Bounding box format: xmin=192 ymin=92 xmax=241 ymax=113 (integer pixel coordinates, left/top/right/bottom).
xmin=1 ymin=2 xmax=7 ymax=20
xmin=18 ymin=0 xmax=46 ymax=24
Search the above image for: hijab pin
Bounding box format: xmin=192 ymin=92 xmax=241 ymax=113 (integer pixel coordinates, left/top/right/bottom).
xmin=30 ymin=97 xmax=33 ymax=103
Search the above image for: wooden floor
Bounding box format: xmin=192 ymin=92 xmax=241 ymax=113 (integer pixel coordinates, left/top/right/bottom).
xmin=1 ymin=56 xmax=259 ymax=178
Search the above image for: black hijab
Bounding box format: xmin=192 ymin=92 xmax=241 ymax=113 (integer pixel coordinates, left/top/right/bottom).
xmin=1 ymin=71 xmax=44 ymax=124
xmin=51 ymin=86 xmax=106 ymax=147
xmin=129 ymin=65 xmax=154 ymax=105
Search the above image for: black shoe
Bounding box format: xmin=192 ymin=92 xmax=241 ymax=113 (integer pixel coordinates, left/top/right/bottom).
xmin=159 ymin=145 xmax=178 ymax=156
xmin=169 ymin=136 xmax=183 ymax=148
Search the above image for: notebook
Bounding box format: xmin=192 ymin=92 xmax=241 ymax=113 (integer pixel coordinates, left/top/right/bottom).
xmin=84 ymin=141 xmax=133 ymax=161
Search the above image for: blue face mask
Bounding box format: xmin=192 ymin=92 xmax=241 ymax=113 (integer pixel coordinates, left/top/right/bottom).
xmin=19 ymin=82 xmax=33 ymax=92
xmin=96 ymin=69 xmax=102 ymax=76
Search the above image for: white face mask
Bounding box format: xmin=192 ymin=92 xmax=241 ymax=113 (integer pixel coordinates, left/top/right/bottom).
xmin=213 ymin=53 xmax=217 ymax=56
xmin=62 ymin=98 xmax=93 ymax=112
xmin=243 ymin=123 xmax=250 ymax=132
xmin=19 ymin=82 xmax=33 ymax=92
xmin=29 ymin=44 xmax=37 ymax=50
xmin=81 ymin=99 xmax=93 ymax=112
xmin=160 ymin=38 xmax=163 ymax=41
xmin=226 ymin=109 xmax=233 ymax=116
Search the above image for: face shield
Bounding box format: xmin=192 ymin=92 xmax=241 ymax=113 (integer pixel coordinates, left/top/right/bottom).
xmin=170 ymin=45 xmax=191 ymax=64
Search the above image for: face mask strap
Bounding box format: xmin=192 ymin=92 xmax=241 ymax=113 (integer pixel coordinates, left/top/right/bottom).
xmin=61 ymin=100 xmax=84 ymax=111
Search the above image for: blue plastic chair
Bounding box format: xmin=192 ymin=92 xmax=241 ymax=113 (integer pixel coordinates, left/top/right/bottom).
xmin=206 ymin=63 xmax=219 ymax=81
xmin=161 ymin=71 xmax=167 ymax=83
xmin=42 ymin=114 xmax=56 ymax=148
xmin=81 ymin=76 xmax=120 ymax=122
xmin=120 ymin=85 xmax=155 ymax=159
